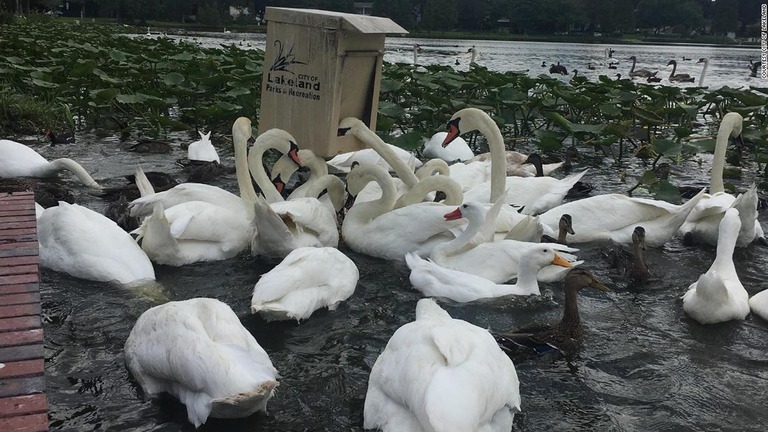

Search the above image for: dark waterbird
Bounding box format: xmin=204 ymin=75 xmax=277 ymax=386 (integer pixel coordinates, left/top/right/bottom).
xmin=541 ymin=214 xmax=574 ymax=244
xmin=604 ymin=226 xmax=650 ymax=282
xmin=524 ymin=153 xmax=594 ymax=198
xmin=44 ymin=129 xmax=75 ymax=145
xmin=549 ymin=62 xmax=568 ymax=75
xmin=97 ymin=171 xmax=178 ymax=202
xmin=0 ymin=177 xmax=74 ymax=208
xmin=493 ymin=268 xmax=609 ymax=361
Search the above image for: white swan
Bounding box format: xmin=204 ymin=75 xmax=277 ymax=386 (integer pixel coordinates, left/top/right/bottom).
xmin=749 ymin=289 xmax=768 ymax=321
xmin=250 ymin=193 xmax=340 ymax=258
xmin=251 ymin=247 xmax=359 ymax=321
xmin=130 ymin=119 xmax=301 ymax=217
xmin=422 ymin=132 xmax=474 ymax=162
xmin=134 ymin=200 xmax=252 ymax=266
xmin=342 ymin=164 xmax=464 ymax=261
xmin=682 ymin=208 xmax=750 ymax=324
xmin=443 ymin=108 xmax=587 ymax=214
xmin=187 ymin=130 xmax=219 ymax=162
xmin=37 ymin=202 xmax=154 ymax=285
xmin=0 ymin=139 xmax=101 ymax=188
xmin=392 ymin=173 xmax=464 ymax=209
xmin=430 ymin=201 xmax=581 ymax=283
xmin=678 ymin=112 xmax=765 ymax=246
xmin=124 ymin=298 xmax=279 ymax=428
xmin=363 ymin=298 xmax=520 ymax=432
xmin=538 ymin=188 xmax=706 ymax=247
xmin=407 ymin=242 xmax=572 ymax=302
xmin=697 ymin=58 xmax=709 ymax=87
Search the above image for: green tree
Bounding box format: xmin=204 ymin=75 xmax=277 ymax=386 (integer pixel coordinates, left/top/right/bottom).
xmin=372 ymin=0 xmax=414 ymax=29
xmin=711 ymin=0 xmax=738 ymax=35
xmin=421 ymin=0 xmax=457 ymax=31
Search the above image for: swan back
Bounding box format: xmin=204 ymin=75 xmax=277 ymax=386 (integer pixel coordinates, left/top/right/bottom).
xmin=423 ymin=132 xmax=473 ymax=162
xmin=364 ymin=298 xmax=520 ymax=431
xmin=38 ymin=202 xmax=155 ymax=284
xmin=125 ymin=298 xmax=278 ymax=427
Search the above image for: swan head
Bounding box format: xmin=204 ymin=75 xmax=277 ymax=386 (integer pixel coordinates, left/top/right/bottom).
xmin=443 ymin=201 xmax=486 ymax=223
xmin=719 ymin=208 xmax=741 ymax=240
xmin=721 ymin=112 xmax=743 ymax=140
xmin=564 ymin=268 xmax=610 ymax=293
xmin=442 ymin=108 xmax=486 ymax=148
xmin=667 ymin=60 xmax=676 ymax=66
xmin=256 ymin=128 xmax=302 ymax=167
xmin=632 ymin=226 xmax=646 ymax=250
xmin=697 ymin=58 xmax=708 ymax=64
xmin=337 ymin=117 xmax=364 ymax=137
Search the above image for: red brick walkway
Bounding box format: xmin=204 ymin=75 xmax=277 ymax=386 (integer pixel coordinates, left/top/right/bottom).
xmin=0 ymin=192 xmax=48 ymax=432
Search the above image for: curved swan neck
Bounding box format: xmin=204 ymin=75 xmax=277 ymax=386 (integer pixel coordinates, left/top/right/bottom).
xmin=669 ymin=61 xmax=677 ymax=77
xmin=394 ymin=175 xmax=463 ymax=208
xmin=630 ymin=57 xmax=636 ymax=73
xmin=248 ymin=135 xmax=287 ymax=204
xmin=464 ymin=110 xmax=506 ymax=201
xmin=48 ymin=159 xmax=101 ymax=189
xmin=711 ymin=114 xmax=740 ymax=194
xmin=699 ymin=60 xmax=708 ymax=86
xmin=712 ymin=214 xmax=739 ymax=271
xmin=431 ymin=208 xmax=483 ymax=258
xmin=233 ymin=120 xmax=259 ymax=204
xmin=416 ymin=159 xmax=450 ymax=179
xmin=348 ymin=120 xmax=419 ymax=189
xmin=347 ymin=165 xmax=398 ymax=222
xmin=305 ymin=174 xmax=346 ymax=212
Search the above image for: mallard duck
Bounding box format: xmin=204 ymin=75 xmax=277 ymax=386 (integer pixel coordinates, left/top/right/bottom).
xmin=186 ymin=161 xmax=236 ymax=184
xmin=605 ymin=226 xmax=651 ymax=282
xmin=103 ymin=194 xmax=139 ymax=232
xmin=493 ymin=268 xmax=609 ymax=359
xmin=540 ymin=214 xmax=574 ymax=244
xmin=0 ymin=177 xmax=74 ymax=208
xmin=364 ymin=298 xmax=520 ymax=431
xmin=682 ymin=208 xmax=750 ymax=324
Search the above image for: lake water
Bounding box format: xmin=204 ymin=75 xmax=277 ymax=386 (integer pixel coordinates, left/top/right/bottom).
xmin=167 ymin=32 xmax=763 ymax=89
xmin=33 ymin=34 xmax=768 ymax=431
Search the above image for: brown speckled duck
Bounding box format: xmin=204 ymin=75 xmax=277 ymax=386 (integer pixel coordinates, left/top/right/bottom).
xmin=493 ymin=268 xmax=609 ymax=360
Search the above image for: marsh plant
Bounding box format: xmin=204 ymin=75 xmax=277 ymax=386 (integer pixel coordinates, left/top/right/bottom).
xmin=2 ymin=19 xmax=768 ymax=191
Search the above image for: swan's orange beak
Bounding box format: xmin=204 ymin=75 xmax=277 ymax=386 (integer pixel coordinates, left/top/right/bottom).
xmin=551 ymin=253 xmax=572 ymax=268
xmin=444 ymin=208 xmax=463 ymax=221
xmin=442 ymin=118 xmax=461 ymax=148
xmin=272 ymin=174 xmax=285 ymax=194
xmin=288 ymin=141 xmax=302 ymax=166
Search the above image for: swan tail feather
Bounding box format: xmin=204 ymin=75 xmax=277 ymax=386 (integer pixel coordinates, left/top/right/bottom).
xmin=134 ymin=166 xmax=155 ymax=197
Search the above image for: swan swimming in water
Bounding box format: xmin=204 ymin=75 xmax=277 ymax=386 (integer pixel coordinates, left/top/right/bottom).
xmin=363 ymin=298 xmax=520 ymax=431
xmin=125 ymin=298 xmax=279 ymax=428
xmin=0 ymin=139 xmax=101 ymax=188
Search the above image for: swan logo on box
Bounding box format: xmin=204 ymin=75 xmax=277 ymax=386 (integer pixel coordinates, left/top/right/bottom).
xmin=265 ymin=40 xmax=321 ymax=101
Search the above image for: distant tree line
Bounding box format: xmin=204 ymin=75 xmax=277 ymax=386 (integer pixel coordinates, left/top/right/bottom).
xmin=1 ymin=0 xmax=762 ymax=37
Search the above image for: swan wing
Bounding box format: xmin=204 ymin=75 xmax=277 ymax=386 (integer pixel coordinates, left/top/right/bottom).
xmin=406 ymin=252 xmax=498 ymax=302
xmin=251 ymin=248 xmax=358 ymax=320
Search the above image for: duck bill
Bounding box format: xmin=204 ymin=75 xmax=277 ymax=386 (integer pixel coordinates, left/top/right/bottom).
xmin=589 ymin=280 xmax=610 ymax=292
xmin=443 ymin=208 xmax=463 ymax=221
xmin=550 ymin=253 xmax=572 ymax=268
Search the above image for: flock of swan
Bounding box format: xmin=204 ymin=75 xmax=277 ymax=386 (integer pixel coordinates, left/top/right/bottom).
xmin=2 ymin=105 xmax=768 ymax=430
